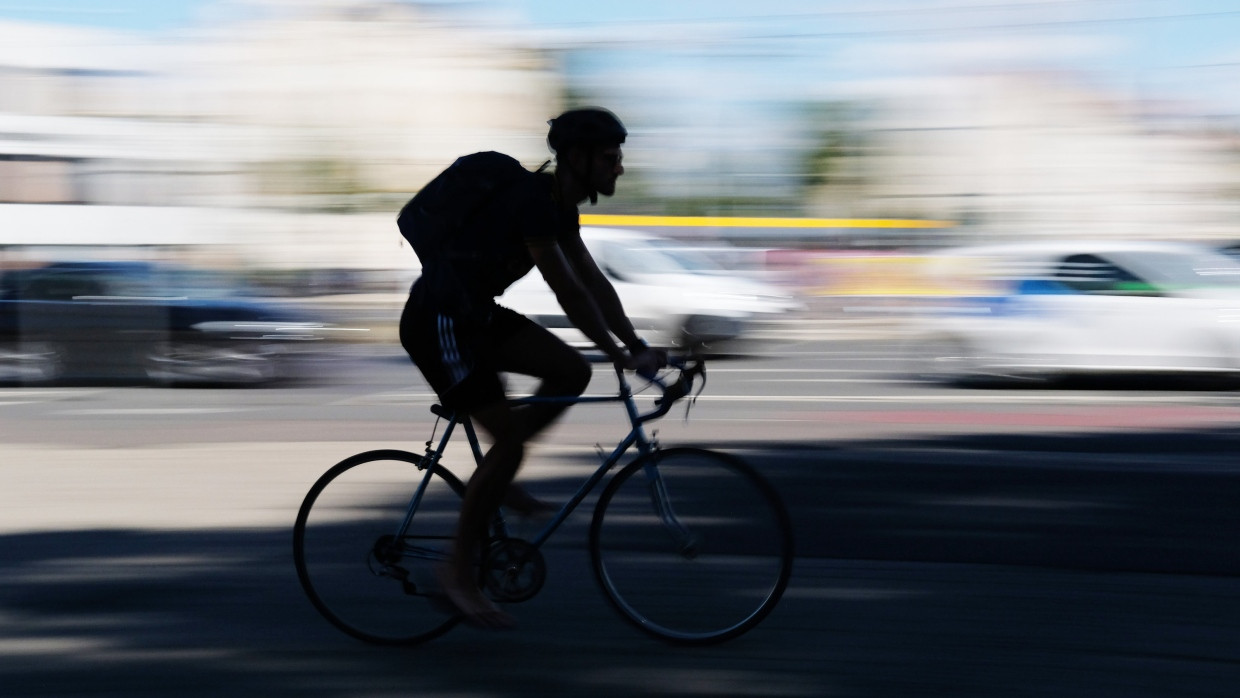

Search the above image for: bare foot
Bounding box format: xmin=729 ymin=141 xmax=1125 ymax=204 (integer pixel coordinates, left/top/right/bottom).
xmin=434 ymin=565 xmax=516 ymax=630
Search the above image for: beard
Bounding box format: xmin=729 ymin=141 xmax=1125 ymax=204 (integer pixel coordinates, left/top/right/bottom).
xmin=594 ymin=177 xmax=618 ymax=198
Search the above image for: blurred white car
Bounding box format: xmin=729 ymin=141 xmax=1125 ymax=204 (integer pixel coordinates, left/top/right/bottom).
xmin=499 ymin=227 xmax=801 ymax=352
xmin=905 ymin=240 xmax=1240 ymax=384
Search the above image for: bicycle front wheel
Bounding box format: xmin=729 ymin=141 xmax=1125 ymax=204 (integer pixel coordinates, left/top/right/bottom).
xmin=590 ymin=447 xmax=794 ymax=645
xmin=293 ymin=449 xmax=467 ymax=645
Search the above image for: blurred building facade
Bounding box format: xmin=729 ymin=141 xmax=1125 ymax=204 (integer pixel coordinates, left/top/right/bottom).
xmin=1 ymin=0 xmax=1239 ymax=277
xmin=0 ymin=0 xmax=561 ymax=272
xmin=805 ymin=72 xmax=1240 ymax=243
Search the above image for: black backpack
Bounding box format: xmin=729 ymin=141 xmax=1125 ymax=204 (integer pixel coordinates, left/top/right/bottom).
xmin=396 ymin=151 xmax=536 ymax=269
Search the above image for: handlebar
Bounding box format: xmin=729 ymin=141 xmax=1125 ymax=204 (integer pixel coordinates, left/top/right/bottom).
xmin=640 ymin=355 xmax=706 ymax=422
xmin=493 ymin=355 xmax=704 ymax=422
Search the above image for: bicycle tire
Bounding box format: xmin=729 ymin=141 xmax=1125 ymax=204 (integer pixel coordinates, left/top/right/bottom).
xmin=293 ymin=449 xmax=468 ymax=645
xmin=589 ymin=447 xmax=794 ymax=645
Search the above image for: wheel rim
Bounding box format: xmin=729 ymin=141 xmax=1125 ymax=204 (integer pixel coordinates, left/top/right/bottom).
xmin=293 ymin=451 xmax=466 ymax=645
xmin=0 ymin=341 xmax=65 ymax=384
xmin=146 ymin=342 xmax=278 ymax=384
xmin=916 ymin=336 xmax=977 ymax=384
xmin=590 ymin=448 xmax=793 ymax=644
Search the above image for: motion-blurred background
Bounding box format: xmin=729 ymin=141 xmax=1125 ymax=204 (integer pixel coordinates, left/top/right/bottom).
xmin=4 ymin=6 xmax=1240 ymax=695
xmin=3 ymin=0 xmax=1240 ymax=382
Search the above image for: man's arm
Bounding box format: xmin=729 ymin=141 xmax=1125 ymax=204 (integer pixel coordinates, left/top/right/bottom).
xmin=556 ymin=233 xmax=648 ymax=354
xmin=528 ymin=241 xmax=629 ymax=365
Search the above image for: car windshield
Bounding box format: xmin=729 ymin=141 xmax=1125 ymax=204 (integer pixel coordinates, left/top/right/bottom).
xmin=1115 ymin=250 xmax=1240 ymax=291
xmin=600 ymin=240 xmax=698 ymax=277
xmin=643 ymin=241 xmax=727 ymax=273
xmin=144 ymin=267 xmax=249 ymax=298
xmin=46 ymin=265 xmax=252 ymax=300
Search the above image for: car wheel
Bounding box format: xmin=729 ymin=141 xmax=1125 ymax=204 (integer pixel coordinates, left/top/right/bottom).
xmin=145 ymin=341 xmax=281 ymax=386
xmin=910 ymin=335 xmax=984 ymax=386
xmin=0 ymin=341 xmax=66 ymax=385
xmin=912 ymin=335 xmax=1054 ymax=387
xmin=678 ymin=315 xmax=742 ymax=349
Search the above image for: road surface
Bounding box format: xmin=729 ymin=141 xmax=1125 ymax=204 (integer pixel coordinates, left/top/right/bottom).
xmin=1 ymin=339 xmax=1238 ymax=696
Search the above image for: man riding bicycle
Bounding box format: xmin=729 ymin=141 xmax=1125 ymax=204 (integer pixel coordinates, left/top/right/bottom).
xmin=399 ymin=107 xmax=665 ymax=629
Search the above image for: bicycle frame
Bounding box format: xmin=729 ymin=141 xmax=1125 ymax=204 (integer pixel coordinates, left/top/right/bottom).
xmin=402 ymin=364 xmax=683 ymax=551
xmin=294 ymin=352 xmax=794 ymax=645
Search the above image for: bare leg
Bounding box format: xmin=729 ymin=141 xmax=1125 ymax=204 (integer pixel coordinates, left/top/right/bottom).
xmin=496 ymin=324 xmax=590 ymax=512
xmin=439 ymin=324 xmax=588 ymax=628
xmin=496 ymin=322 xmax=591 ymax=442
xmin=439 ymin=398 xmax=522 ymax=629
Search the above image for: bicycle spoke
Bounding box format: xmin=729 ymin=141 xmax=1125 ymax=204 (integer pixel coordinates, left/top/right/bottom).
xmin=293 ymin=450 xmax=467 ymax=645
xmin=590 ymin=448 xmax=793 ymax=645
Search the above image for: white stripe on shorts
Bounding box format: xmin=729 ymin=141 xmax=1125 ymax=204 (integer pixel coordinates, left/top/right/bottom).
xmin=437 ymin=314 xmax=469 ymax=385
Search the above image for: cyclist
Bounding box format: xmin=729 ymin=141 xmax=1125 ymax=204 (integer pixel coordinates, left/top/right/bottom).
xmin=399 ymin=107 xmax=665 ymax=629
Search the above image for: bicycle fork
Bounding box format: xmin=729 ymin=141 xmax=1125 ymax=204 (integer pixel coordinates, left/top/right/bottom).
xmin=642 ymin=462 xmax=700 ymax=559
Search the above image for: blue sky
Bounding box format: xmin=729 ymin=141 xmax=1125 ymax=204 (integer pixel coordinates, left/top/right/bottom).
xmin=3 ymin=1 xmax=1237 ymax=104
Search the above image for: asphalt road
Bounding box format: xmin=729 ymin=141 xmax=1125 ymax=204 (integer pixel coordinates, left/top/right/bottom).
xmin=1 ymin=338 xmax=1239 ymax=697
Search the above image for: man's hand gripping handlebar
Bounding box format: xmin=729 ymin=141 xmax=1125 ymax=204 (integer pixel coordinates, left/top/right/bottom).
xmin=644 ymin=355 xmax=706 ymax=422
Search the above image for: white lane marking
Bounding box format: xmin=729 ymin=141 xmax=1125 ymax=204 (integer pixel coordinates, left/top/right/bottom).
xmin=0 ymin=389 xmax=105 ymax=407
xmin=0 ymin=389 xmax=101 ymax=399
xmin=693 ymin=394 xmax=1234 ymax=404
xmin=698 ymin=367 xmax=905 ymax=372
xmin=331 ymin=389 xmax=1234 ymax=408
xmin=738 ymin=378 xmax=908 ymax=384
xmin=328 ymin=391 xmax=439 ymax=405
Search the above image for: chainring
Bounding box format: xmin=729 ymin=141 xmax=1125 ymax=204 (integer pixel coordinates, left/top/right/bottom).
xmin=481 ymin=538 xmax=546 ymax=603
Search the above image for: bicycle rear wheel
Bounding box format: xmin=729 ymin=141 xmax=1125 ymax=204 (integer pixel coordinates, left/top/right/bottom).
xmin=590 ymin=447 xmax=794 ymax=645
xmin=293 ymin=449 xmax=467 ymax=645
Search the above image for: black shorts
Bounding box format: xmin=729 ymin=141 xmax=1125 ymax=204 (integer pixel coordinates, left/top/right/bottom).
xmin=399 ymin=283 xmax=539 ymax=411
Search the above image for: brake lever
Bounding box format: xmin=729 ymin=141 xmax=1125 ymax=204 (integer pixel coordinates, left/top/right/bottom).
xmin=653 ymin=357 xmax=705 ymax=420
xmin=680 ymin=360 xmax=706 ymax=421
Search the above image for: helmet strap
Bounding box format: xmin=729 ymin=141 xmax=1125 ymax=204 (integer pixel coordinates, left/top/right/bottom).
xmin=559 ymin=145 xmax=600 ymax=206
xmin=584 ymin=146 xmax=599 ymax=205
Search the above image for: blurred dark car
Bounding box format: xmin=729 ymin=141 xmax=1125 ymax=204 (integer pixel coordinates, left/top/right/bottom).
xmin=0 ymin=261 xmax=328 ymax=386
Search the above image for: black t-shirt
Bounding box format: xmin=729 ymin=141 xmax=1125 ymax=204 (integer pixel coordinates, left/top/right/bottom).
xmin=444 ymin=170 xmax=579 ymax=302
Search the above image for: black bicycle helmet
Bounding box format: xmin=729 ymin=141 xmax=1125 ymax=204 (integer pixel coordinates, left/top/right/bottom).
xmin=547 ymin=107 xmax=627 ymax=154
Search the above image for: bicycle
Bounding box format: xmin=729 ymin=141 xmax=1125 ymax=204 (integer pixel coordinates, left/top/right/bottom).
xmin=293 ymin=356 xmax=794 ymax=646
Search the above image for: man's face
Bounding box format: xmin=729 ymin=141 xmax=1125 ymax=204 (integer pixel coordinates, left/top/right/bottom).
xmin=589 ymin=146 xmax=624 ymax=197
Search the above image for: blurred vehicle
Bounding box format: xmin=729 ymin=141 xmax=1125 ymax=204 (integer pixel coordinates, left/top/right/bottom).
xmin=1218 ymin=242 xmax=1240 ymax=261
xmin=498 ymin=227 xmax=801 ymax=353
xmin=905 ymin=240 xmax=1240 ymax=385
xmin=0 ymin=261 xmax=330 ymax=385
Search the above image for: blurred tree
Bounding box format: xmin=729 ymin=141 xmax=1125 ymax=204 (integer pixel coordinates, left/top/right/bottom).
xmin=799 ymin=100 xmax=884 ymax=219
xmin=800 ymin=101 xmax=873 ymax=190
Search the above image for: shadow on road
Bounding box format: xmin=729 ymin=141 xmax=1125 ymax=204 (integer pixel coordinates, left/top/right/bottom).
xmin=2 ymin=425 xmax=1239 ymax=697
